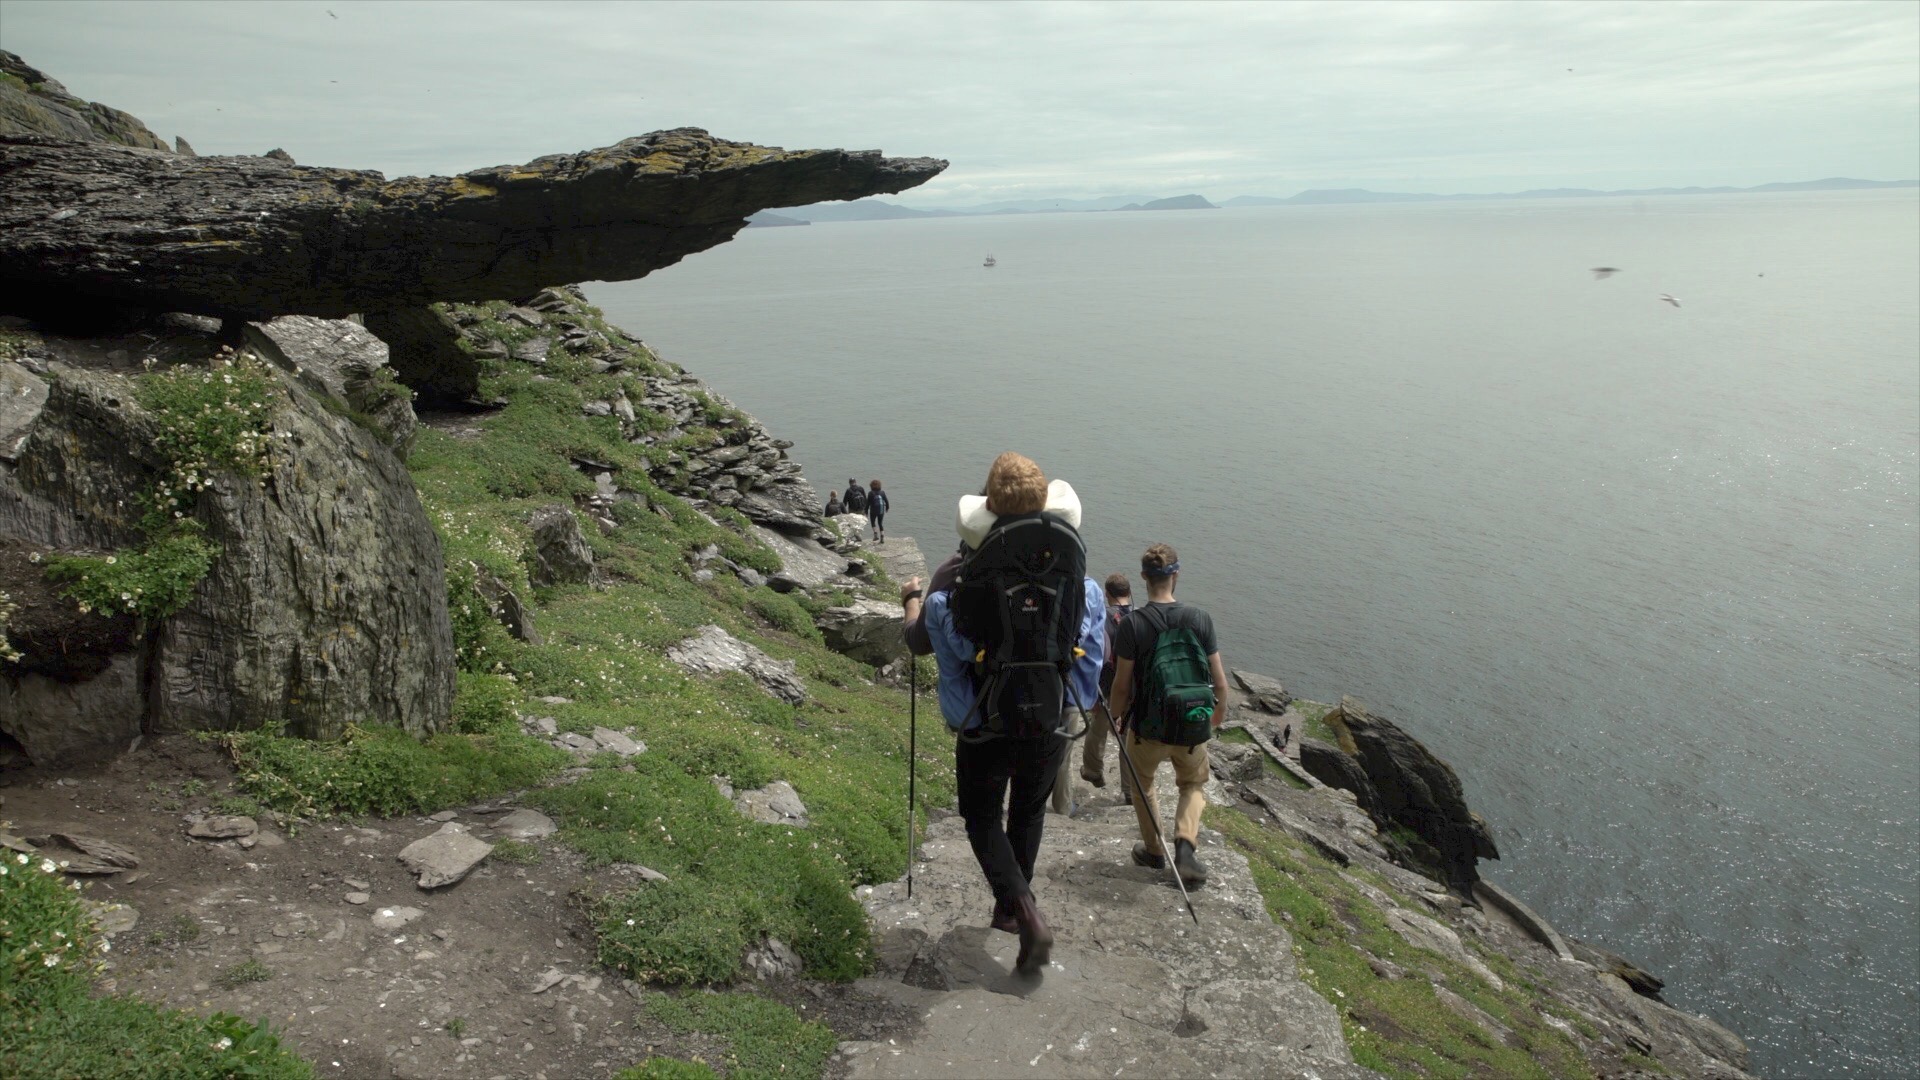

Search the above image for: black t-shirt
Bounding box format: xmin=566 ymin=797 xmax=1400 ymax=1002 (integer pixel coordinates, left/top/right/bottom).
xmin=1113 ymin=601 xmax=1217 ymax=719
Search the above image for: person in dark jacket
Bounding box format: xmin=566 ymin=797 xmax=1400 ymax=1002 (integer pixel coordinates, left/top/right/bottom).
xmin=825 ymin=490 xmax=843 ymax=516
xmin=866 ymin=479 xmax=890 ymax=543
xmin=842 ymin=479 xmax=867 ymax=515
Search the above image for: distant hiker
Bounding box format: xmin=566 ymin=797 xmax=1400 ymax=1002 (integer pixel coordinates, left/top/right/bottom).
xmin=1079 ymin=572 xmax=1134 ymax=791
xmin=825 ymin=490 xmax=843 ymax=516
xmin=899 ymin=452 xmax=1098 ymax=974
xmin=1106 ymin=543 xmax=1230 ymax=888
xmin=842 ymin=479 xmax=867 ymax=515
xmin=867 ymin=479 xmax=890 ymax=544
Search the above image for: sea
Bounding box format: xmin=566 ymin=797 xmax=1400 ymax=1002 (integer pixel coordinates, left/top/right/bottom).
xmin=588 ymin=189 xmax=1920 ymax=1078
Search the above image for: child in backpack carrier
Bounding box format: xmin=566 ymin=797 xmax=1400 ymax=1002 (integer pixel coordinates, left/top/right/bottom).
xmin=899 ymin=452 xmax=1100 ymax=976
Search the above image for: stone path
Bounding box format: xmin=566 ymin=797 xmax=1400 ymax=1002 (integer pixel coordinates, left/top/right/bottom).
xmin=840 ymin=733 xmax=1376 ymax=1079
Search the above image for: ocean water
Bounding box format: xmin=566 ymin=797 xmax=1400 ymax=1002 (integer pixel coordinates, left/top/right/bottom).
xmin=588 ymin=190 xmax=1920 ymax=1078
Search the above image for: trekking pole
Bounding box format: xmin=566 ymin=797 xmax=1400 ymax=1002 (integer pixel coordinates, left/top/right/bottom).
xmin=907 ymin=656 xmax=918 ymax=900
xmin=1099 ymin=687 xmax=1200 ymax=926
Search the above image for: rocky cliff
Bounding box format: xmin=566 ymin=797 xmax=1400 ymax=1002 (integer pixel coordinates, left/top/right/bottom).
xmin=0 ymin=53 xmax=943 ymax=764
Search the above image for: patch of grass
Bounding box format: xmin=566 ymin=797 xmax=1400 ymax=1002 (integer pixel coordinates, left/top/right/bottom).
xmin=492 ymin=839 xmax=541 ymax=864
xmin=143 ymin=914 xmax=203 ymax=949
xmin=214 ymin=794 xmax=264 ymax=819
xmin=643 ymin=990 xmax=838 ymax=1080
xmin=615 ymin=1058 xmax=719 ymax=1080
xmin=180 ymin=778 xmax=208 ymax=798
xmin=1292 ymin=698 xmax=1338 ymax=744
xmin=1209 ymin=808 xmax=1593 ymax=1080
xmin=1 ymin=849 xmax=311 ymax=1075
xmin=220 ymin=722 xmax=568 ymax=820
xmin=444 ymin=1017 xmax=467 ymax=1038
xmin=217 ymin=958 xmax=273 ymax=990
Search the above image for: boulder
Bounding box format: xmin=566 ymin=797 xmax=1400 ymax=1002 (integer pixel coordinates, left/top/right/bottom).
xmin=526 ymin=504 xmax=597 ymax=588
xmin=468 ymin=562 xmax=540 ymax=645
xmin=1231 ymin=669 xmax=1292 ymax=713
xmin=1 ymin=335 xmax=455 ymax=759
xmin=665 ymin=624 xmax=806 ymax=705
xmin=397 ymin=822 xmax=493 ymax=888
xmin=1298 ymin=738 xmax=1381 ymax=814
xmin=245 ymin=314 xmax=418 ymax=454
xmin=733 ymin=780 xmax=810 ymax=827
xmin=361 ymin=306 xmax=488 ymax=409
xmin=815 ymin=597 xmax=907 ymax=666
xmin=743 ymin=935 xmax=803 ymax=980
xmin=491 ymin=808 xmax=557 ymax=841
xmin=1325 ymin=697 xmax=1500 ymax=895
xmin=591 ymin=726 xmax=646 ymax=757
xmin=188 ymin=815 xmax=258 ymax=840
xmin=0 ymin=123 xmax=947 ymax=322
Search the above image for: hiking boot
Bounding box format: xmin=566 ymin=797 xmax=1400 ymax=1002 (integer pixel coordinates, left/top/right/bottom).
xmin=1080 ymin=768 xmax=1106 ymax=789
xmin=990 ymin=895 xmax=1019 ymax=935
xmin=1012 ymin=892 xmax=1053 ymax=974
xmin=1174 ymin=838 xmax=1208 ymax=887
xmin=1131 ymin=842 xmax=1166 ymax=870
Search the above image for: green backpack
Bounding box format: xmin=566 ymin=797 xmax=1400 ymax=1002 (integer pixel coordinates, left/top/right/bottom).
xmin=1135 ymin=606 xmax=1216 ymax=747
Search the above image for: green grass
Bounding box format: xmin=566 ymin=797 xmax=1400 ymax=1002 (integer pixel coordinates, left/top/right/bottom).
xmin=492 ymin=839 xmax=541 ymax=864
xmin=1 ymin=848 xmax=309 ymax=1078
xmin=1209 ymin=808 xmax=1593 ymax=1080
xmin=633 ymin=991 xmax=838 ymax=1080
xmin=221 ymin=720 xmax=569 ymax=820
xmin=1292 ymin=698 xmax=1339 ymax=744
xmin=216 ymin=959 xmax=273 ymax=990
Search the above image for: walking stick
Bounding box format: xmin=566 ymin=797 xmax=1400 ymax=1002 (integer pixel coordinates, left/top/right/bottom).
xmin=1099 ymin=686 xmax=1200 ymax=926
xmin=907 ymin=656 xmax=918 ymax=899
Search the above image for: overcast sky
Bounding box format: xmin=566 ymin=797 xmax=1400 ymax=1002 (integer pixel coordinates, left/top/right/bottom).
xmin=4 ymin=0 xmax=1915 ymax=206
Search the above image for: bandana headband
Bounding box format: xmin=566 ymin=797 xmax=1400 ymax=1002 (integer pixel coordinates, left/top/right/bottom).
xmin=1142 ymin=560 xmax=1180 ymax=578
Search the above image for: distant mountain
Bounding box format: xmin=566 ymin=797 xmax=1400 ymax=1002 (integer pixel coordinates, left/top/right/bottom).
xmin=745 ymin=210 xmax=809 ymax=228
xmin=960 ymin=194 xmax=1163 ymax=213
xmin=1221 ymin=178 xmax=1917 ymax=207
xmin=1114 ymin=194 xmax=1217 ymax=211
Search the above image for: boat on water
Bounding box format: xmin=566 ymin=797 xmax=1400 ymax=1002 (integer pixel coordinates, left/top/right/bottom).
xmin=983 ymin=254 xmax=996 ymax=268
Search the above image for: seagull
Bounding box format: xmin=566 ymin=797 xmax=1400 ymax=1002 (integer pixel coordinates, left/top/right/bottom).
xmin=1590 ymin=267 xmax=1622 ymax=279
xmin=327 ymin=8 xmax=337 ymax=16
xmin=1659 ymin=294 xmax=1681 ymax=308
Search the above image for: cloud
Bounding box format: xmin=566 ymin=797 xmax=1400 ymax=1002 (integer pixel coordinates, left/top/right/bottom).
xmin=3 ymin=0 xmax=1913 ymax=204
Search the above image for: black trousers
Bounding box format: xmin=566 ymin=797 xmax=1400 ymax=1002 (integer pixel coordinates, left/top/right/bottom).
xmin=954 ymin=732 xmax=1067 ymax=905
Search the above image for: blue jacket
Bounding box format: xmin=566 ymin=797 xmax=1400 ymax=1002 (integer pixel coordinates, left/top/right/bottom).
xmin=923 ymin=576 xmax=1106 ymax=732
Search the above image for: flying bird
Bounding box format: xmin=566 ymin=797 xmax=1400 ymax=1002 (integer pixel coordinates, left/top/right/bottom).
xmin=327 ymin=8 xmax=337 ymax=17
xmin=1590 ymin=267 xmax=1621 ymax=279
xmin=1659 ymin=294 xmax=1681 ymax=308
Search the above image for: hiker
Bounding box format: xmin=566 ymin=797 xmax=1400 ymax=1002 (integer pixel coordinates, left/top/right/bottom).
xmin=1049 ymin=570 xmax=1109 ymax=816
xmin=1079 ymin=573 xmax=1133 ymax=793
xmin=824 ymin=490 xmax=843 ymax=516
xmin=867 ymin=479 xmax=890 ymax=544
xmin=1106 ymin=542 xmax=1230 ymax=888
xmin=899 ymin=452 xmax=1098 ymax=974
xmin=842 ymin=478 xmax=867 ymax=515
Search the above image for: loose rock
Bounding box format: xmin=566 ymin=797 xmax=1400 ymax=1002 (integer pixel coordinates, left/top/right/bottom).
xmin=188 ymin=815 xmax=258 ymax=841
xmin=396 ymin=823 xmax=494 ymax=889
xmin=371 ymin=906 xmax=425 ymax=930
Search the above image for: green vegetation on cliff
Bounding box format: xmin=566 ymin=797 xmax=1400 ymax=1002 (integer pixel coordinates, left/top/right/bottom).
xmin=1211 ymin=808 xmax=1595 ymax=1079
xmin=213 ymin=294 xmax=949 ymax=1075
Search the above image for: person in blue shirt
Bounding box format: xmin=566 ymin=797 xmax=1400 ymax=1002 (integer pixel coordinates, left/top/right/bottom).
xmin=898 ymin=452 xmax=1102 ymax=974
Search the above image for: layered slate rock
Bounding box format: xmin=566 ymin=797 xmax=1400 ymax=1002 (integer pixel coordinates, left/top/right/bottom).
xmin=0 ymin=50 xmax=171 ymax=151
xmin=244 ymin=315 xmax=418 ymax=455
xmin=1324 ymin=697 xmax=1500 ymax=897
xmin=527 ymin=504 xmax=599 ymax=588
xmin=0 ymin=127 xmax=946 ymax=321
xmin=665 ymin=625 xmax=806 ymax=704
xmin=815 ymin=597 xmax=908 ymax=666
xmin=1 ymin=327 xmax=454 ymax=762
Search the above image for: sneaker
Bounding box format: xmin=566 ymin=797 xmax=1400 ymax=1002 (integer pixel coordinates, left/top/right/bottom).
xmin=1173 ymin=838 xmax=1208 ymax=887
xmin=1131 ymin=843 xmax=1166 ymax=870
xmin=1012 ymin=892 xmax=1053 ymax=974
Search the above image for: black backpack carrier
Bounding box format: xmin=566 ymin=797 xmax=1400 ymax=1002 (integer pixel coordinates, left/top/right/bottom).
xmin=948 ymin=511 xmax=1088 ymax=740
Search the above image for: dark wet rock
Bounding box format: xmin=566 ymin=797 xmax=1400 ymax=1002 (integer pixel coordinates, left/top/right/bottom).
xmin=1324 ymin=697 xmax=1500 ymax=896
xmin=0 ymin=126 xmax=946 ymax=321
xmin=526 ymin=504 xmax=598 ymax=588
xmin=361 ymin=306 xmax=486 ymax=408
xmin=1231 ymin=668 xmax=1292 ymax=713
xmin=1569 ymin=937 xmax=1666 ymax=1000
